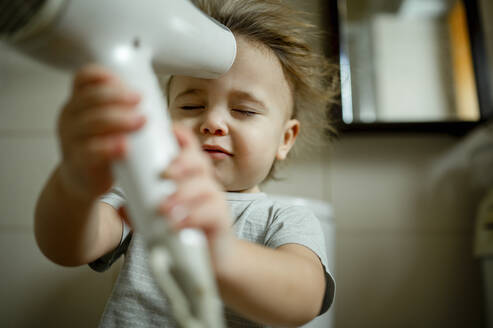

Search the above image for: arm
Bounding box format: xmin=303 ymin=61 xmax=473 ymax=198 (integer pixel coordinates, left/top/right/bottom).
xmin=160 ymin=127 xmax=326 ymax=326
xmin=34 ymin=165 xmax=122 ymax=266
xmin=216 ymin=240 xmax=326 ymax=327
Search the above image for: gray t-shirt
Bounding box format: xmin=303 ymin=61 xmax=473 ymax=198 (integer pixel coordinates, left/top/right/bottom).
xmin=92 ymin=189 xmax=335 ymax=328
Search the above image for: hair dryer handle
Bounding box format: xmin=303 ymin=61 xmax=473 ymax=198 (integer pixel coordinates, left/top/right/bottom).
xmin=103 ymin=48 xmax=224 ymax=328
xmin=104 ymin=47 xmax=177 ymax=239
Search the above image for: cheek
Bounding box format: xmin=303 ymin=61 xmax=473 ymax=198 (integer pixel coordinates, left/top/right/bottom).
xmin=234 ymin=127 xmax=279 ymax=165
xmin=170 ymin=113 xmax=197 ymax=129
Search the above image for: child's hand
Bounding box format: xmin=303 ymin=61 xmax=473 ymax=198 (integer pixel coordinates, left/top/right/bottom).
xmin=159 ymin=125 xmax=235 ymax=271
xmin=57 ymin=64 xmax=145 ymax=201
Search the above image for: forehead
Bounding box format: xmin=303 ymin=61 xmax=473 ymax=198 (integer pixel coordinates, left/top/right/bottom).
xmin=169 ymin=36 xmax=293 ymax=115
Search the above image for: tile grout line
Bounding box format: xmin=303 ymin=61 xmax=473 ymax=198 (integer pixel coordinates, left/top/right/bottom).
xmin=335 ymin=227 xmax=475 ymax=235
xmin=0 ymin=224 xmax=34 ymax=232
xmin=0 ymin=130 xmax=54 ymax=138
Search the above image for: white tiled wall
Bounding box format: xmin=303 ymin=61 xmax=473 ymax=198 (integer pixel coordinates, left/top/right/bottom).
xmin=0 ymin=45 xmax=69 ymax=132
xmin=329 ymin=135 xmax=483 ymax=328
xmin=0 ymin=45 xmax=120 ymax=328
xmin=0 ymin=231 xmax=118 ymax=327
xmin=261 ymin=147 xmax=332 ymax=202
xmin=264 ymin=132 xmax=483 ymax=328
xmin=0 ymin=137 xmax=58 ymax=227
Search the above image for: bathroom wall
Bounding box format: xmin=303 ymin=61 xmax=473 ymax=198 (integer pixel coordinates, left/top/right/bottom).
xmin=328 ymin=135 xmax=482 ymax=327
xmin=0 ymin=0 xmax=484 ymax=327
xmin=0 ymin=46 xmax=121 ymax=327
xmin=264 ymin=0 xmax=483 ymax=327
xmin=265 ymin=133 xmax=483 ymax=327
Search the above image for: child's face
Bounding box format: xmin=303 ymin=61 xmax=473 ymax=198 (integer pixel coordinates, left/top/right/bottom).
xmin=168 ymin=36 xmax=299 ymax=192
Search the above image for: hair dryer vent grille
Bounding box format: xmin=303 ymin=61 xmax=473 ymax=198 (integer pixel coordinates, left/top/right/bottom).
xmin=0 ymin=0 xmax=46 ymax=39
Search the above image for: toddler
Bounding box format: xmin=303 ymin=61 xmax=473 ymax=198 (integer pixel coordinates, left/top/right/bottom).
xmin=34 ymin=0 xmax=337 ymax=327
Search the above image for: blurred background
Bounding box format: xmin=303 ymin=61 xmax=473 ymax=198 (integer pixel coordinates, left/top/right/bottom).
xmin=1 ymin=0 xmax=492 ymax=327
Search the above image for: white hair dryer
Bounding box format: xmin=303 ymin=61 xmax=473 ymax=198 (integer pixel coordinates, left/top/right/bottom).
xmin=1 ymin=1 xmax=236 ymax=327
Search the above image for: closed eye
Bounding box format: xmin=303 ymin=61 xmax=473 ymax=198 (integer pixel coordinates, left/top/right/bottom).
xmin=233 ymin=109 xmax=257 ymax=117
xmin=180 ymin=106 xmax=204 ymax=110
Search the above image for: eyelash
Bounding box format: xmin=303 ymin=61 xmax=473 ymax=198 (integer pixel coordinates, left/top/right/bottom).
xmin=180 ymin=106 xmax=204 ymax=110
xmin=233 ymin=109 xmax=257 ymax=117
xmin=179 ymin=106 xmax=257 ymax=117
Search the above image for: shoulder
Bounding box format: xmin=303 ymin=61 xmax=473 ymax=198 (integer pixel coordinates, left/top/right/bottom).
xmin=225 ymin=192 xmax=315 ymax=214
xmin=225 ymin=192 xmax=322 ymax=226
xmin=267 ymin=196 xmax=321 ymax=227
xmin=266 ymin=199 xmax=323 ymax=238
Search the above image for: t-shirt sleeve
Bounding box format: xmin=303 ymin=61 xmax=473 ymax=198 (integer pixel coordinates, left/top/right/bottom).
xmin=88 ymin=187 xmax=133 ymax=272
xmin=264 ymin=204 xmax=335 ymax=315
xmin=99 ymin=186 xmax=127 ymax=209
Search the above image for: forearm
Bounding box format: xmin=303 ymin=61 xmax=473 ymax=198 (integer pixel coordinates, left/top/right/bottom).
xmin=216 ymin=238 xmax=325 ymax=327
xmin=34 ymin=165 xmax=115 ymax=266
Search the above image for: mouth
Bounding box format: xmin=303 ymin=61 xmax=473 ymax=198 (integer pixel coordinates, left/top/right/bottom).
xmin=202 ymin=144 xmax=233 ymax=157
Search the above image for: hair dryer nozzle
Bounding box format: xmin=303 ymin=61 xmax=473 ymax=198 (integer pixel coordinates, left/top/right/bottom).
xmin=150 ymin=0 xmax=237 ymax=78
xmin=0 ymin=0 xmax=65 ymax=42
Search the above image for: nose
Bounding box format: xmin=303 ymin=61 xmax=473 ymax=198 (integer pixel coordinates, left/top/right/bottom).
xmin=200 ymin=110 xmax=228 ymax=136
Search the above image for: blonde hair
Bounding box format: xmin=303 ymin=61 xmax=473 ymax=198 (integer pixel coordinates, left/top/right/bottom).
xmin=191 ymin=0 xmax=339 ymax=178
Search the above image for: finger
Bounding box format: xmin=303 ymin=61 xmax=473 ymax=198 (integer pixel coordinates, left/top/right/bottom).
xmin=75 ymin=134 xmax=127 ymax=167
xmin=70 ymin=83 xmax=141 ymax=113
xmin=173 ymin=124 xmax=200 ymax=150
xmin=159 ymin=176 xmax=214 ymax=217
xmin=73 ymin=106 xmax=146 ymax=138
xmin=73 ymin=64 xmax=118 ymax=91
xmin=163 ymin=148 xmax=211 ymax=180
xmin=173 ymin=197 xmax=226 ymax=236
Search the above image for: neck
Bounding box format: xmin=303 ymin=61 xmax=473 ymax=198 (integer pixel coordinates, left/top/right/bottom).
xmin=229 ymin=185 xmax=261 ymax=193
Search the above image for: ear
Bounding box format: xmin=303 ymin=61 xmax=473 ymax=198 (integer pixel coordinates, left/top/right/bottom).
xmin=276 ymin=119 xmax=300 ymax=161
